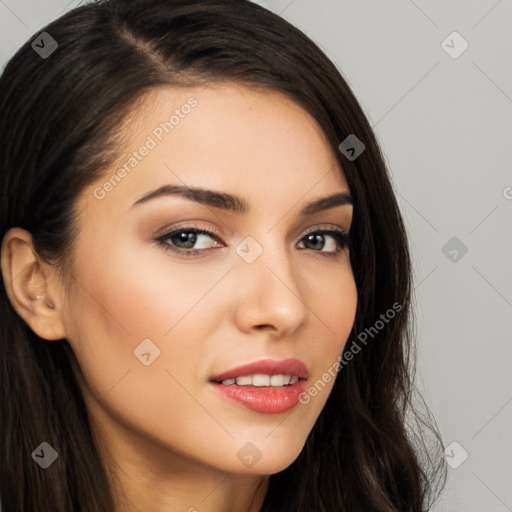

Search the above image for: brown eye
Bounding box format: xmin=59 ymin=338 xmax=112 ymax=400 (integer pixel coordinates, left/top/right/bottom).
xmin=157 ymin=227 xmax=223 ymax=256
xmin=297 ymin=229 xmax=350 ymax=256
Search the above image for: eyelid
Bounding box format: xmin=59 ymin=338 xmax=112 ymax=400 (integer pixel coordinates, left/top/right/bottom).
xmin=154 ymin=221 xmax=225 ymax=240
xmin=301 ymin=223 xmax=349 ymax=237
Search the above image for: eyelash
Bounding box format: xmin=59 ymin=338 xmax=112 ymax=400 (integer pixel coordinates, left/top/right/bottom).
xmin=155 ymin=224 xmax=351 ymax=259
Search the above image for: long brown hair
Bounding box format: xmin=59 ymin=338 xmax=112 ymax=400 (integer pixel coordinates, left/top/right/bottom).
xmin=0 ymin=1 xmax=446 ymax=510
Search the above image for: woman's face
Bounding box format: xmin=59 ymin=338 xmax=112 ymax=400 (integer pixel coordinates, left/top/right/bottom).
xmin=61 ymin=83 xmax=357 ymax=476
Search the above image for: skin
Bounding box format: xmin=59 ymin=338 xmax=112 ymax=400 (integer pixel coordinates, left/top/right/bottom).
xmin=1 ymin=83 xmax=357 ymax=512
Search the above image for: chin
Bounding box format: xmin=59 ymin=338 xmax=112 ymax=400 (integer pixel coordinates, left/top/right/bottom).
xmin=228 ymin=439 xmax=305 ymax=476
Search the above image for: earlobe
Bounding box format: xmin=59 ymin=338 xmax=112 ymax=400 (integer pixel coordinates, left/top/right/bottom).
xmin=1 ymin=227 xmax=67 ymax=341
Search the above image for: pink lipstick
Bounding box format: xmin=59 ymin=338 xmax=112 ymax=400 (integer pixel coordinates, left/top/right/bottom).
xmin=209 ymin=358 xmax=309 ymax=414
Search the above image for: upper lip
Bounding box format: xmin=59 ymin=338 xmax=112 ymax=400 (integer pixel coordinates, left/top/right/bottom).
xmin=210 ymin=358 xmax=310 ymax=382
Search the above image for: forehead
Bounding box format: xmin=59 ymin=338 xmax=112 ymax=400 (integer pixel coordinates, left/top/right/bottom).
xmin=78 ymin=83 xmax=349 ymax=216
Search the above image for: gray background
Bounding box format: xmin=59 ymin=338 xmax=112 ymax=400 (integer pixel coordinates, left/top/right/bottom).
xmin=1 ymin=0 xmax=511 ymax=510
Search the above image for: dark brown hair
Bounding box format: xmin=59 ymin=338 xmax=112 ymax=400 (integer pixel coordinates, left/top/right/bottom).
xmin=0 ymin=0 xmax=446 ymax=510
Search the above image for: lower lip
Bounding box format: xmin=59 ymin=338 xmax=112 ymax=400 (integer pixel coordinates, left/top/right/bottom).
xmin=210 ymin=380 xmax=308 ymax=414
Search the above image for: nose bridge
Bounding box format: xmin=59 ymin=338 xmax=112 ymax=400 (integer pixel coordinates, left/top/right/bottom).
xmin=232 ymin=233 xmax=308 ymax=333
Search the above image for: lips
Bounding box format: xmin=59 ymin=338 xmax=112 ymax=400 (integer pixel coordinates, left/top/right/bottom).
xmin=209 ymin=358 xmax=310 ymax=383
xmin=209 ymin=358 xmax=310 ymax=414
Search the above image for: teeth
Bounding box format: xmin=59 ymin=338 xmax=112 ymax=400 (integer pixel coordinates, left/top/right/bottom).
xmin=270 ymin=375 xmax=285 ymax=386
xmin=220 ymin=374 xmax=297 ymax=387
xmin=252 ymin=374 xmax=270 ymax=386
xmin=235 ymin=376 xmax=252 ymax=386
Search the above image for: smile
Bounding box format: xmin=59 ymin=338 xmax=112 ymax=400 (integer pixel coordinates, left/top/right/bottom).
xmin=209 ymin=358 xmax=309 ymax=414
xmin=215 ymin=374 xmax=300 ymax=387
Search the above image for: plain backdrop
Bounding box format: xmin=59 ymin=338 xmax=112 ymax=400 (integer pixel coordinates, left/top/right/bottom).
xmin=1 ymin=0 xmax=511 ymax=510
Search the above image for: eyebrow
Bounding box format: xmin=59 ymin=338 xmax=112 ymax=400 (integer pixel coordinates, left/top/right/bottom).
xmin=131 ymin=184 xmax=352 ymax=216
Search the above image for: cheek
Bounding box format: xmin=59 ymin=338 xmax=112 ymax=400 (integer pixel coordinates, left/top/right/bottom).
xmin=65 ymin=234 xmax=231 ymax=388
xmin=306 ymin=256 xmax=358 ymax=349
xmin=335 ymin=275 xmax=358 ymax=352
xmin=299 ymin=260 xmax=357 ymax=406
xmin=64 ymin=243 xmax=233 ymax=450
xmin=325 ymin=271 xmax=357 ymax=334
xmin=71 ymin=233 xmax=231 ymax=341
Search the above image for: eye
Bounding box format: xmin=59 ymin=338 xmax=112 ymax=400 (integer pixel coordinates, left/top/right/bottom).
xmin=155 ymin=225 xmax=351 ymax=258
xmin=156 ymin=227 xmax=223 ymax=256
xmin=297 ymin=228 xmax=351 ymax=257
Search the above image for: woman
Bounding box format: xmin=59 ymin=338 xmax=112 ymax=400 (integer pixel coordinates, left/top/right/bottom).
xmin=0 ymin=0 xmax=446 ymax=510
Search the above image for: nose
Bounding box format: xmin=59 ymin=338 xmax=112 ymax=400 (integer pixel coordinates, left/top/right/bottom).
xmin=231 ymin=240 xmax=309 ymax=337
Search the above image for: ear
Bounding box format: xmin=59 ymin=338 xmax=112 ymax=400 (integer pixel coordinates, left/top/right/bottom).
xmin=1 ymin=227 xmax=67 ymax=341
